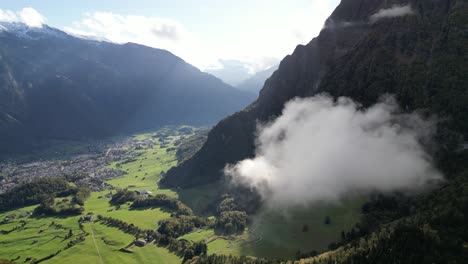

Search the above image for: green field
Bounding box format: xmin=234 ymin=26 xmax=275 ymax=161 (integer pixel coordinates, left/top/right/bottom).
xmin=181 ymin=197 xmax=364 ymax=258
xmin=175 ymin=197 xmax=364 ymax=259
xmin=239 ymin=199 xmax=364 ymax=258
xmin=0 ymin=126 xmax=364 ymax=263
xmin=0 ymin=128 xmax=188 ymax=264
xmin=0 ymin=207 xmax=83 ymax=263
xmin=46 ymin=222 xmax=180 ymax=264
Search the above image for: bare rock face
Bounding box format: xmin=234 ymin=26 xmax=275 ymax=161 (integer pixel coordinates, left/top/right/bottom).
xmin=161 ymin=0 xmax=468 ymax=188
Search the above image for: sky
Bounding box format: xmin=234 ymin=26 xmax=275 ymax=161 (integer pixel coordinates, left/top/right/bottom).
xmin=0 ymin=0 xmax=340 ymax=82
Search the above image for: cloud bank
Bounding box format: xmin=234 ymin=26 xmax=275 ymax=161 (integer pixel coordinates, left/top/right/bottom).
xmin=0 ymin=7 xmax=47 ymax=28
xmin=63 ymin=11 xmax=210 ymax=68
xmin=370 ymin=5 xmax=415 ymax=23
xmin=63 ymin=1 xmax=339 ymax=73
xmin=64 ymin=12 xmax=184 ymax=42
xmin=225 ymin=95 xmax=442 ymax=207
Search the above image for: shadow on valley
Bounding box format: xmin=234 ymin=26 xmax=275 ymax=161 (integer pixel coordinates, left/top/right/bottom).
xmin=235 ymin=198 xmax=366 ymax=259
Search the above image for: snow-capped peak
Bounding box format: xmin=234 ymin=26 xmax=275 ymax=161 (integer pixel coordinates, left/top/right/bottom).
xmin=0 ymin=22 xmax=69 ymax=40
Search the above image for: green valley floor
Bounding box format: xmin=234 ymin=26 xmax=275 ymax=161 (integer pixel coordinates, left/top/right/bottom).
xmin=0 ymin=127 xmax=363 ymax=263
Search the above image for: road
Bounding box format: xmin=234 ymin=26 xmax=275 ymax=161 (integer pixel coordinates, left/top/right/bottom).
xmin=89 ymin=223 xmax=104 ymax=264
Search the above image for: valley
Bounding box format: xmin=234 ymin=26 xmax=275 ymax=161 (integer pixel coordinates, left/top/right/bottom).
xmin=0 ymin=0 xmax=466 ymax=263
xmin=0 ymin=127 xmax=363 ymax=263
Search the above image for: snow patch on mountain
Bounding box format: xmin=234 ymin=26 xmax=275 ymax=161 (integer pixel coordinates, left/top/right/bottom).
xmin=0 ymin=22 xmax=68 ymax=40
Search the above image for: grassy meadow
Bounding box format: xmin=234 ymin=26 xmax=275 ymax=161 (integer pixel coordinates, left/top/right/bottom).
xmin=0 ymin=126 xmax=364 ymax=263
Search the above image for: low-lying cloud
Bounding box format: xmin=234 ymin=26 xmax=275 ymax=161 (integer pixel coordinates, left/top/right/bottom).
xmin=370 ymin=5 xmax=415 ymax=23
xmin=225 ymin=95 xmax=442 ymax=207
xmin=0 ymin=7 xmax=47 ymax=28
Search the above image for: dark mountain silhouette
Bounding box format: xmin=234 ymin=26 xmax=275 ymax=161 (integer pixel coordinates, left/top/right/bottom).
xmin=162 ymin=0 xmax=468 ymax=188
xmin=0 ymin=23 xmax=255 ymax=152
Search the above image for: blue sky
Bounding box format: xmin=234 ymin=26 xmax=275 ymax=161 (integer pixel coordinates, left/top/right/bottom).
xmin=0 ymin=0 xmax=339 ymax=81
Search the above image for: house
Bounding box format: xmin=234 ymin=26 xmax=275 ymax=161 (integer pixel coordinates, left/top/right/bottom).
xmin=135 ymin=190 xmax=153 ymax=196
xmin=135 ymin=239 xmax=147 ymax=247
xmin=79 ymin=215 xmax=94 ymax=223
xmin=19 ymin=212 xmax=31 ymax=218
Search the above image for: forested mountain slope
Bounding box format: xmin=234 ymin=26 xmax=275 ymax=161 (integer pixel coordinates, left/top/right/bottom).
xmin=0 ymin=23 xmax=254 ymax=153
xmin=162 ymin=0 xmax=468 ymax=188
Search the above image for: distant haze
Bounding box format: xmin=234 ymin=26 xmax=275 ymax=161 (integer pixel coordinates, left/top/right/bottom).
xmin=0 ymin=1 xmax=341 ymax=74
xmin=225 ymin=95 xmax=442 ymax=207
xmin=236 ymin=65 xmax=279 ymax=94
xmin=206 ymin=59 xmax=279 ymax=86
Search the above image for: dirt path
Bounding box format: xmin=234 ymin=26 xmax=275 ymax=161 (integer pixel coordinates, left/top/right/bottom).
xmin=89 ymin=223 xmax=104 ymax=264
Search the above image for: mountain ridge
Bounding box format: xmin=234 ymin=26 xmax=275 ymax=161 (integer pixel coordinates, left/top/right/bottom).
xmin=0 ymin=22 xmax=255 ymax=153
xmin=161 ymin=0 xmax=468 ymax=188
xmin=236 ymin=65 xmax=278 ymax=95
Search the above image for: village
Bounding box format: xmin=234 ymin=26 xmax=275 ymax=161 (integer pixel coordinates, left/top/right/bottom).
xmin=0 ymin=132 xmax=173 ymax=194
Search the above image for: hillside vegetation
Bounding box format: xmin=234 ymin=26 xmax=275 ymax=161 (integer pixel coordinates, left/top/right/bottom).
xmin=162 ymin=0 xmax=468 ymax=263
xmin=0 ymin=25 xmax=254 ymax=153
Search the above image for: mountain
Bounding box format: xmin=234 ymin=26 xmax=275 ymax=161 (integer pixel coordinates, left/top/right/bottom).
xmin=0 ymin=22 xmax=255 ymax=153
xmin=205 ymin=59 xmax=253 ymax=86
xmin=161 ymin=0 xmax=468 ymax=188
xmin=163 ymin=0 xmax=467 ymax=262
xmin=236 ymin=65 xmax=278 ymax=94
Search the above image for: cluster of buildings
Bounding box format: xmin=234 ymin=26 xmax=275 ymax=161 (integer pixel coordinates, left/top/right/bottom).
xmin=0 ymin=136 xmax=158 ymax=194
xmin=0 ymin=126 xmax=197 ymax=194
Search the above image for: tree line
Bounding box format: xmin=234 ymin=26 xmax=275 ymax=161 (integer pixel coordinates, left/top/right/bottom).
xmin=0 ymin=177 xmax=75 ymax=212
xmin=96 ymin=215 xmax=208 ymax=261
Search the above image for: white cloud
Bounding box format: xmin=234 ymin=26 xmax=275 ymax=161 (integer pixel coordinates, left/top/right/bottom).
xmin=64 ymin=12 xmax=183 ymax=41
xmin=370 ymin=5 xmax=415 ymax=23
xmin=63 ymin=1 xmax=339 ymax=73
xmin=0 ymin=1 xmax=339 ymax=75
xmin=19 ymin=7 xmax=47 ymax=28
xmin=225 ymin=95 xmax=442 ymax=208
xmin=63 ymin=11 xmax=213 ymax=69
xmin=0 ymin=9 xmax=17 ymax=23
xmin=215 ymin=0 xmax=338 ymax=71
xmin=0 ymin=7 xmax=47 ymax=28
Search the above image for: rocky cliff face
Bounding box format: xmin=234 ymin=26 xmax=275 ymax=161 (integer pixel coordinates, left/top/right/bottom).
xmin=161 ymin=0 xmax=468 ymax=188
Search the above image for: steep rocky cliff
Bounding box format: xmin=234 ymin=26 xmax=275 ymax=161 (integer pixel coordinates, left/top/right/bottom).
xmin=162 ymin=0 xmax=468 ymax=188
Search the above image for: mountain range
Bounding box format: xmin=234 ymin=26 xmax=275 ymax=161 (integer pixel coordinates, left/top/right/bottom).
xmin=0 ymin=22 xmax=255 ymax=153
xmin=0 ymin=0 xmax=467 ymax=262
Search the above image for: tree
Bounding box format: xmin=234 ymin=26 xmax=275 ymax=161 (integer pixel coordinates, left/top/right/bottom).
xmin=215 ymin=211 xmax=247 ymax=235
xmin=72 ymin=187 xmax=91 ymax=206
xmin=192 ymin=241 xmax=207 ymax=256
xmin=66 ymin=229 xmax=73 ymax=239
xmin=110 ymin=189 xmax=136 ymax=205
xmin=183 ymin=248 xmax=194 ymax=262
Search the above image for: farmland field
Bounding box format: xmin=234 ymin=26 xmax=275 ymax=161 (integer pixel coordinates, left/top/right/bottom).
xmin=181 ymin=197 xmax=364 ymax=258
xmin=0 ymin=127 xmax=192 ymax=264
xmin=0 ymin=126 xmax=364 ymax=263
